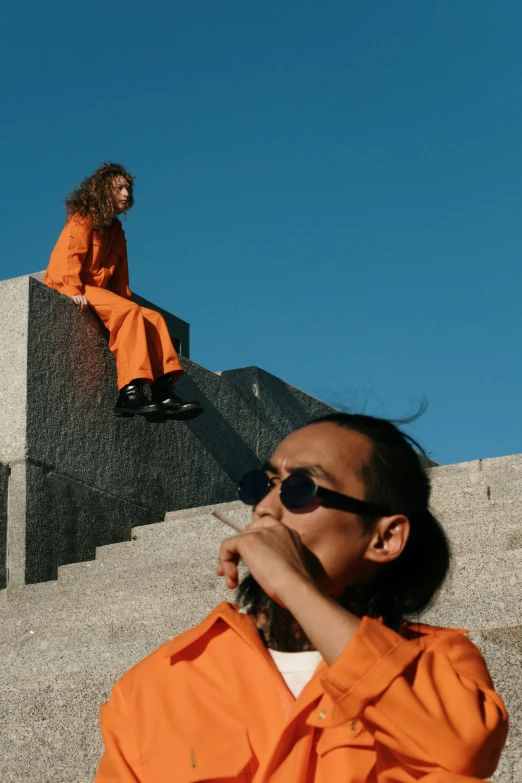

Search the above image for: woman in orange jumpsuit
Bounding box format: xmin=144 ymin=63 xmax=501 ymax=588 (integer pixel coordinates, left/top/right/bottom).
xmin=95 ymin=413 xmax=508 ymax=782
xmin=44 ymin=162 xmax=203 ymax=420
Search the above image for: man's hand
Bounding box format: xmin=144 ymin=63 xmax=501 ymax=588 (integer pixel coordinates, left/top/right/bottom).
xmin=71 ymin=295 xmax=89 ymax=312
xmin=216 ymin=518 xmax=313 ymax=605
xmin=216 ymin=517 xmax=362 ymax=663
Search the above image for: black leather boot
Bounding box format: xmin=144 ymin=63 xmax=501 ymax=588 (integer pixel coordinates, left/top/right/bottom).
xmin=151 ymin=375 xmax=204 ymax=421
xmin=114 ymin=381 xmax=165 ymax=417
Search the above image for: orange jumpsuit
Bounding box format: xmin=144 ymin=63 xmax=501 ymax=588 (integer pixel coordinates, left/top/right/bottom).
xmin=44 ymin=216 xmax=184 ymax=389
xmin=95 ymin=602 xmax=508 ymax=783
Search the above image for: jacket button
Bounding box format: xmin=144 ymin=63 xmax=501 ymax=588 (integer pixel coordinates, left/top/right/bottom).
xmin=318 ymin=711 xmax=327 ymax=720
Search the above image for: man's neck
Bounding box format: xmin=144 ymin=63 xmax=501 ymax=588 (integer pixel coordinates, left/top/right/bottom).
xmin=254 ymin=604 xmax=316 ymax=653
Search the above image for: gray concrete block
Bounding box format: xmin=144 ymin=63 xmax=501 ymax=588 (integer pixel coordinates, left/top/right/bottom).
xmin=60 ymin=515 xmax=234 ymax=576
xmin=0 ymin=275 xmax=30 ymax=464
xmin=0 ymin=591 xmax=227 ymax=681
xmin=470 ymin=627 xmax=522 ymax=744
xmin=221 ymin=366 xmax=335 ymax=463
xmin=0 ymin=462 xmax=9 ymax=589
xmin=429 ymin=455 xmax=522 ymax=525
xmin=0 ymin=568 xmax=230 ymax=642
xmin=443 ymin=519 xmax=522 ymax=557
xmin=30 ymin=270 xmax=191 ymax=359
xmin=492 ymin=748 xmax=519 ymax=783
xmin=6 ymin=461 xmax=27 ymax=586
xmin=1 ymin=670 xmax=108 ymax=783
xmin=419 ymin=591 xmax=522 ymax=629
xmin=25 ymin=279 xmax=259 ymax=514
xmin=437 ymin=550 xmax=522 ymax=601
xmin=24 ymin=461 xmax=160 ymax=583
xmin=164 ymin=499 xmax=252 ymax=526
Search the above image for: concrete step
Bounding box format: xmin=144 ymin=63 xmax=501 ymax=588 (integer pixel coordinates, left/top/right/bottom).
xmin=57 ymin=516 xmax=229 ymax=582
xmin=164 ymin=499 xmax=252 ymax=526
xmin=470 ymin=627 xmax=522 ymax=747
xmin=0 ymin=569 xmax=232 ymax=642
xmin=430 ymin=455 xmax=522 ymax=522
xmin=439 ymin=518 xmax=522 ymax=556
xmin=430 ymin=453 xmax=522 ymax=496
xmin=438 ymin=550 xmax=522 ymax=600
xmin=491 ymin=747 xmax=521 ymax=783
xmin=0 ymin=592 xmax=227 ymax=681
xmin=1 ymin=659 xmax=137 ymax=783
xmin=75 ymin=513 xmax=522 ymax=578
xmin=420 ymin=590 xmax=522 ymax=630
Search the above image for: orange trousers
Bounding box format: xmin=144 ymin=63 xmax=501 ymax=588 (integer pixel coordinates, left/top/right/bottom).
xmin=84 ymin=286 xmax=184 ymax=389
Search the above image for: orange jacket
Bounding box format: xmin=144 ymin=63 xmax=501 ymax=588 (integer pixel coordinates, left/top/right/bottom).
xmin=95 ymin=602 xmax=507 ymax=783
xmin=44 ymin=216 xmax=131 ymax=299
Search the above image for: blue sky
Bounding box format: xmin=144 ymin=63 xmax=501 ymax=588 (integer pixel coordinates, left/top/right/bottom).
xmin=1 ymin=1 xmax=521 ymax=465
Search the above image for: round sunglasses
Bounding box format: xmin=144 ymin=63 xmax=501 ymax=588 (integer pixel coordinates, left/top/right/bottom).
xmin=238 ymin=470 xmax=389 ymax=517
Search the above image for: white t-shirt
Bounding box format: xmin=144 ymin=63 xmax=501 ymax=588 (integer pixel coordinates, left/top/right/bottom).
xmin=269 ymin=649 xmax=323 ymax=699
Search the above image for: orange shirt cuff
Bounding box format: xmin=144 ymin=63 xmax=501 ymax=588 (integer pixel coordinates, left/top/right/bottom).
xmin=321 ymin=616 xmax=422 ymax=718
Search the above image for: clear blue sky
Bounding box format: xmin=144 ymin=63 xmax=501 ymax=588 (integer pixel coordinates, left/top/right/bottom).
xmin=1 ymin=1 xmax=521 ymax=465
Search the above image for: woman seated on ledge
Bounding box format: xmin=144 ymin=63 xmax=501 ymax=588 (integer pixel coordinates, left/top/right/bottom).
xmin=44 ymin=162 xmax=203 ymax=420
xmin=95 ymin=413 xmax=507 ymax=782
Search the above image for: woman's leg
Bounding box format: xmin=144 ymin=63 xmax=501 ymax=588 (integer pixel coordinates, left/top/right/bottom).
xmin=138 ymin=307 xmax=203 ymax=419
xmin=139 ymin=306 xmax=184 ymax=383
xmin=85 ymin=287 xmax=155 ymax=389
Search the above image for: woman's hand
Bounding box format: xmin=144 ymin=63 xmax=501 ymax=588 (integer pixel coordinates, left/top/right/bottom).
xmin=71 ymin=295 xmax=89 ymax=312
xmin=216 ymin=518 xmax=313 ymax=605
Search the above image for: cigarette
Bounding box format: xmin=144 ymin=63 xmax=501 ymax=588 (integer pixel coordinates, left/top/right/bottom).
xmin=211 ymin=509 xmax=243 ymax=533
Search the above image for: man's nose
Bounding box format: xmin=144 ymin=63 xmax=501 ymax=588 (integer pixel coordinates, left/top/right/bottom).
xmin=253 ymin=485 xmax=284 ymax=521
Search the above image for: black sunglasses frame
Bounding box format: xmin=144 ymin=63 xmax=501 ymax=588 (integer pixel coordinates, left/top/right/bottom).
xmin=238 ymin=470 xmax=390 ymax=517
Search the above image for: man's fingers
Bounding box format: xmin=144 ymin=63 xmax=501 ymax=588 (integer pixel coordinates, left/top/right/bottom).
xmin=216 ymin=556 xmax=238 ymax=589
xmin=217 ymin=536 xmax=242 ymax=589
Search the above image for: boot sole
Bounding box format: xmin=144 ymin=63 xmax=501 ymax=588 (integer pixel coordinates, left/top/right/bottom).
xmin=164 ymin=406 xmax=204 ymax=421
xmin=114 ymin=408 xmax=164 ymax=418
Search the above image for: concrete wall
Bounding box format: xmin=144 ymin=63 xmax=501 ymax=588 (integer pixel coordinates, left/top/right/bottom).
xmin=0 ymin=463 xmax=9 ymax=589
xmin=30 ymin=271 xmax=191 ymax=357
xmin=0 ymin=275 xmax=335 ymax=585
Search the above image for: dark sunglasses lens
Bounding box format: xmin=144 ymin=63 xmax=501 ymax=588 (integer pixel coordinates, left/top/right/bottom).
xmin=280 ymin=473 xmax=317 ymax=509
xmin=238 ymin=470 xmax=270 ymax=506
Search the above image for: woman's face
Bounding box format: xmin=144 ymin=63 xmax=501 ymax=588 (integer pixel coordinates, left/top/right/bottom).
xmin=111 ymin=176 xmax=130 ymax=213
xmin=250 ymin=422 xmax=397 ymax=597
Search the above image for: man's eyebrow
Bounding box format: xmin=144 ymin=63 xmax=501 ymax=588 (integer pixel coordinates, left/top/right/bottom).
xmin=261 ymin=461 xmax=337 ymax=485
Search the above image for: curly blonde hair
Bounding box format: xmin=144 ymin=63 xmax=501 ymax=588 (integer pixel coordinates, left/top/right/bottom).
xmin=65 ymin=162 xmax=135 ymax=233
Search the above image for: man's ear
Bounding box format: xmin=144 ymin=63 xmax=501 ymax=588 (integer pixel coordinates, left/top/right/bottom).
xmin=364 ymin=515 xmax=410 ymax=564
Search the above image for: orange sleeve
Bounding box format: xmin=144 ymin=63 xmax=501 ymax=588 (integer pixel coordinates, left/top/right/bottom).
xmin=47 ymin=218 xmax=91 ymax=297
xmin=322 ymin=618 xmax=508 ymax=781
xmin=95 ymin=682 xmax=143 ymax=782
xmin=108 ymin=226 xmax=132 ymax=299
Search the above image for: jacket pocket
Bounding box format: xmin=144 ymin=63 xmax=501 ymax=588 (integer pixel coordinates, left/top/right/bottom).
xmin=141 ymin=729 xmax=254 ymax=782
xmin=316 ymin=724 xmax=376 ymax=783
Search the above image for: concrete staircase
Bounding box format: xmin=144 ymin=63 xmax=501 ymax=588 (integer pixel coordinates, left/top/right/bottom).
xmin=1 ymin=453 xmax=522 ymax=782
xmin=0 ymin=274 xmax=521 ymax=782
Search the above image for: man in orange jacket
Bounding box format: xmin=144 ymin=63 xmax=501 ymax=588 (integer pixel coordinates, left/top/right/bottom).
xmin=45 ymin=162 xmax=203 ymax=420
xmin=95 ymin=413 xmax=508 ymax=782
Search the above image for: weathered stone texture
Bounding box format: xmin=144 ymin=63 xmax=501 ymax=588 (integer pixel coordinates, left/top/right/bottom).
xmin=0 ymin=462 xmax=9 ymax=589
